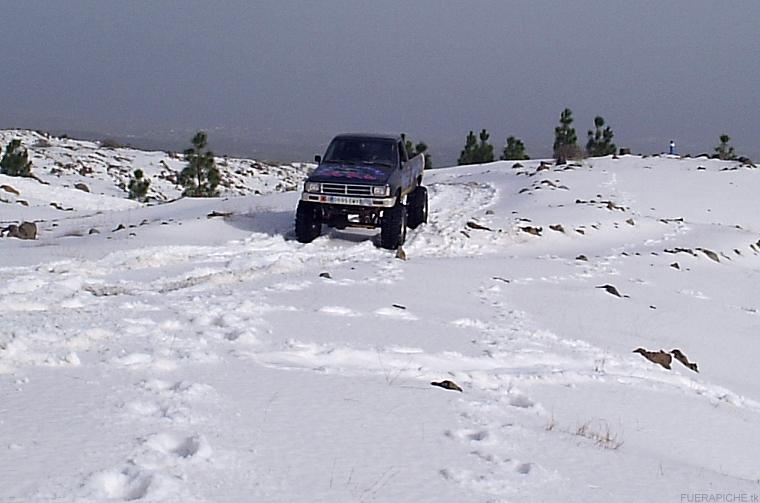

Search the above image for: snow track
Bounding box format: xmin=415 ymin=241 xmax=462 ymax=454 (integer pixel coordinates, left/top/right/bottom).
xmin=406 ymin=181 xmax=501 ymax=256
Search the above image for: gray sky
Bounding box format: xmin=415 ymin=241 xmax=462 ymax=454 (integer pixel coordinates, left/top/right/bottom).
xmin=1 ymin=0 xmax=758 ymax=164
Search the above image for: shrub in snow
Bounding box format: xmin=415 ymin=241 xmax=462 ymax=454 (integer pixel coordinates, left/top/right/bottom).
xmin=0 ymin=139 xmax=33 ymax=177
xmin=458 ymin=129 xmax=494 ymax=165
xmin=714 ymin=134 xmax=737 ymax=160
xmin=501 ymin=136 xmax=529 ymax=160
xmin=128 ymin=169 xmax=150 ymax=201
xmin=101 ymin=138 xmax=125 ymax=149
xmin=553 ymin=108 xmax=580 ymax=164
xmin=178 ymin=131 xmax=220 ymax=197
xmin=585 ymin=116 xmax=617 ymax=157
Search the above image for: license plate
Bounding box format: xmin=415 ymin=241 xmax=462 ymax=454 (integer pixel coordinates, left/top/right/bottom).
xmin=323 ymin=196 xmax=363 ymax=205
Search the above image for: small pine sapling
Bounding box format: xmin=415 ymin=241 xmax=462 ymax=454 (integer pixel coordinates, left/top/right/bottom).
xmin=128 ymin=169 xmax=151 ymax=201
xmin=586 ymin=116 xmax=617 ymax=157
xmin=0 ymin=139 xmax=33 ymax=177
xmin=178 ymin=131 xmax=220 ymax=197
xmin=553 ymin=108 xmax=580 ymax=164
xmin=714 ymin=134 xmax=736 ymax=160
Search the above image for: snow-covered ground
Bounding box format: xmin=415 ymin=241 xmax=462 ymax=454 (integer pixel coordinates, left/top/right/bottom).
xmin=2 ymin=135 xmax=760 ymax=502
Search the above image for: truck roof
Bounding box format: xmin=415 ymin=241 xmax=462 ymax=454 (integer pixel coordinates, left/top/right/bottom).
xmin=332 ymin=133 xmax=402 ymax=142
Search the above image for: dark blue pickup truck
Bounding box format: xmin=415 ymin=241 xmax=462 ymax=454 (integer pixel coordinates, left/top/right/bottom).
xmin=296 ymin=133 xmax=427 ymax=249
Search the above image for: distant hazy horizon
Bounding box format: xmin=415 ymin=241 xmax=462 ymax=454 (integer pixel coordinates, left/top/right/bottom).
xmin=2 ymin=1 xmax=758 ymax=165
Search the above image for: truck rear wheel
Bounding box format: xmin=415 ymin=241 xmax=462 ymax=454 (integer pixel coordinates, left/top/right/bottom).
xmin=407 ymin=186 xmax=428 ymax=229
xmin=380 ymin=200 xmax=407 ymax=250
xmin=295 ymin=201 xmax=322 ymax=243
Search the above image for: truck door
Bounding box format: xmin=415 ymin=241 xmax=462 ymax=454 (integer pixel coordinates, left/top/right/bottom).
xmin=398 ymin=140 xmax=413 ymax=195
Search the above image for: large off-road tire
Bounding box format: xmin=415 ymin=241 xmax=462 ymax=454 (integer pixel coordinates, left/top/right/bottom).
xmin=380 ymin=199 xmax=407 ymax=250
xmin=295 ymin=200 xmax=322 ymax=243
xmin=406 ymin=186 xmax=428 ymax=229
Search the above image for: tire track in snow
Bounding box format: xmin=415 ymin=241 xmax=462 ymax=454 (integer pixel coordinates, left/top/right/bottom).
xmin=405 ymin=181 xmax=502 ymax=257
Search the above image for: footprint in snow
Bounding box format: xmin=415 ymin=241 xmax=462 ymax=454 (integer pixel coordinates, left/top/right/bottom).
xmin=445 ymin=428 xmax=490 ymax=443
xmin=267 ymin=280 xmax=312 ymax=292
xmin=112 ymin=352 xmax=178 ymax=371
xmin=508 ymin=394 xmax=535 ymax=409
xmin=318 ymin=306 xmax=361 ymax=317
xmin=83 ymin=467 xmax=162 ymax=501
xmin=677 ymin=288 xmax=710 ymax=300
xmin=374 ymin=307 xmax=418 ymax=320
xmin=140 ymin=432 xmax=212 ymax=463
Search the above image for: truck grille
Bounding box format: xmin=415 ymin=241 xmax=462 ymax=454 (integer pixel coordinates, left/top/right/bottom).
xmin=321 ymin=183 xmax=372 ymax=196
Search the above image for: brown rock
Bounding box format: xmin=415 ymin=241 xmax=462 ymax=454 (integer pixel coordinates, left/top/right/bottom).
xmin=633 ymin=348 xmax=672 ymax=370
xmin=670 ymin=349 xmax=699 ymax=372
xmin=74 ymin=183 xmax=90 ymax=192
xmin=466 ymin=220 xmax=492 ymax=231
xmin=596 ymin=284 xmax=626 ymax=298
xmin=520 ymin=226 xmax=542 ymax=236
xmin=431 ymin=380 xmax=463 ymax=392
xmin=0 ymin=184 xmax=19 ymax=196
xmin=696 ymin=247 xmax=720 ymax=263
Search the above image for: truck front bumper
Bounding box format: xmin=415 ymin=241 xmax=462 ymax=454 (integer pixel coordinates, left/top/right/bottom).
xmin=301 ymin=192 xmax=396 ymax=208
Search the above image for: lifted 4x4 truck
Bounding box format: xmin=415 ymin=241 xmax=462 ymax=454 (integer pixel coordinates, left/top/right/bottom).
xmin=295 ymin=133 xmax=428 ymax=250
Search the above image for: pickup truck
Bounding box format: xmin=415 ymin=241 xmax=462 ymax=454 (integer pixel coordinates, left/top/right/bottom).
xmin=295 ymin=133 xmax=427 ymax=249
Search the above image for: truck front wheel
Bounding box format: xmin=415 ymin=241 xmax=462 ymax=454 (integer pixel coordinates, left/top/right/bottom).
xmin=380 ymin=200 xmax=407 ymax=250
xmin=406 ymin=186 xmax=428 ymax=229
xmin=295 ymin=201 xmax=322 ymax=243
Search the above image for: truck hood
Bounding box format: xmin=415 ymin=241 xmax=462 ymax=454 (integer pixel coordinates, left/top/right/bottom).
xmin=308 ymin=162 xmax=391 ymax=184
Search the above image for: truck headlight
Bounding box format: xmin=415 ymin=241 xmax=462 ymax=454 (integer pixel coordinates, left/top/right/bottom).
xmin=305 ymin=182 xmax=320 ymax=193
xmin=372 ymin=185 xmax=390 ymax=196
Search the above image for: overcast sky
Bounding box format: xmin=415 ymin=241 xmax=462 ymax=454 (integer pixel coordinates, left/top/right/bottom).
xmin=1 ymin=0 xmax=758 ymax=163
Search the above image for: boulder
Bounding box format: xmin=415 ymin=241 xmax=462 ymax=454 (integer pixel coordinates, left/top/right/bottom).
xmin=17 ymin=222 xmax=37 ymax=239
xmin=74 ymin=183 xmax=90 ymax=192
xmin=3 ymin=221 xmax=37 ymax=240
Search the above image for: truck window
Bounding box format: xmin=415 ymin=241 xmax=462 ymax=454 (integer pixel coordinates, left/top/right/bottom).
xmin=324 ymin=139 xmax=395 ymax=167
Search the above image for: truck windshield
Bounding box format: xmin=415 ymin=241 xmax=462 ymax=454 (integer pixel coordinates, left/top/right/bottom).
xmin=323 ymin=139 xmax=395 ymax=167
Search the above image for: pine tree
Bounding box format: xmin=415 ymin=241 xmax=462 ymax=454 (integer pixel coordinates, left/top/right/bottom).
xmin=405 ymin=137 xmax=433 ymax=169
xmin=128 ymin=169 xmax=151 ymax=201
xmin=501 ymin=136 xmax=529 ymax=160
xmin=476 ymin=129 xmax=494 ymax=163
xmin=553 ymin=108 xmax=579 ymax=164
xmin=178 ymin=131 xmax=220 ymax=197
xmin=458 ymin=130 xmax=494 ymax=165
xmin=458 ymin=131 xmax=478 ymax=165
xmin=0 ymin=139 xmax=33 ymax=177
xmin=586 ymin=116 xmax=617 ymax=157
xmin=714 ymin=134 xmax=736 ymax=160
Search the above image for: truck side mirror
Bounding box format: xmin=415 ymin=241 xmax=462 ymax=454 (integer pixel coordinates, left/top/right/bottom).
xmin=314 ymin=155 xmax=322 ymax=164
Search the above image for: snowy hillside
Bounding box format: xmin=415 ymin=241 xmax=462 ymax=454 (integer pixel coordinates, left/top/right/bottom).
xmin=0 ymin=129 xmax=309 ymax=214
xmin=2 ymin=149 xmax=760 ymax=502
